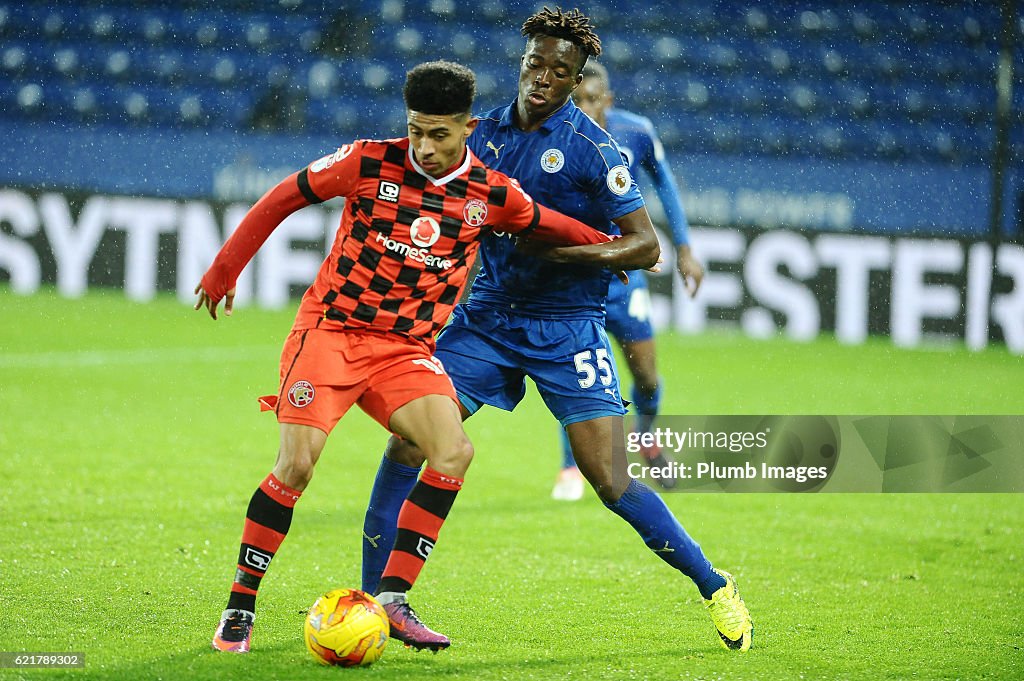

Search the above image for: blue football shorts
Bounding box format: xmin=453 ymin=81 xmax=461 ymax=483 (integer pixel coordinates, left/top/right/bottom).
xmin=435 ymin=304 xmax=627 ymax=427
xmin=604 ymin=272 xmax=655 ymax=344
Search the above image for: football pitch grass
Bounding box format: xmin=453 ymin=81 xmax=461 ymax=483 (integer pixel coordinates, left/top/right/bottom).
xmin=1 ymin=287 xmax=1022 ymax=680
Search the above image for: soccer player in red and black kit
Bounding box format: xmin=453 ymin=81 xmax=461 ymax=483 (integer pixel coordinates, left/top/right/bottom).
xmin=197 ymin=61 xmax=633 ymax=653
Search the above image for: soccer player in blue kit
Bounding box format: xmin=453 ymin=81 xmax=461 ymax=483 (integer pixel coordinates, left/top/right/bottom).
xmin=361 ymin=8 xmax=752 ymax=652
xmin=552 ymin=60 xmax=706 ymax=500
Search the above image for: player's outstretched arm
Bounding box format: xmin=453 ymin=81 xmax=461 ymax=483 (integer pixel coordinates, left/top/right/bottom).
xmin=193 ymin=172 xmax=310 ymax=320
xmin=525 ymin=202 xmax=615 ymax=246
xmin=526 ymin=205 xmax=660 ymax=270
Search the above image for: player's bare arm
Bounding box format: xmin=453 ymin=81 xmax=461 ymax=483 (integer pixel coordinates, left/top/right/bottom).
xmin=525 ymin=205 xmax=660 ymax=270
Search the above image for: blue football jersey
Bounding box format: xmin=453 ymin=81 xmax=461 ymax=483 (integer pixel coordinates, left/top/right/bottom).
xmin=467 ymin=98 xmax=645 ymax=320
xmin=603 ymin=108 xmax=691 ymax=247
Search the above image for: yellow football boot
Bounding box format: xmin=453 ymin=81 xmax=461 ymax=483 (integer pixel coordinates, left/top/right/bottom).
xmin=704 ymin=568 xmax=753 ymax=651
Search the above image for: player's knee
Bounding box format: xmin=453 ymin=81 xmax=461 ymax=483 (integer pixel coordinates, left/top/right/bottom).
xmin=426 ymin=432 xmax=474 ymax=475
xmin=626 ymin=363 xmax=658 ymax=394
xmin=579 ymin=466 xmax=628 ymax=504
xmin=589 ymin=477 xmax=620 ymax=504
xmin=384 ymin=434 xmax=426 ymax=468
xmin=453 ymin=434 xmax=474 ymax=465
xmin=635 ymin=372 xmax=659 ymax=395
xmin=273 ymin=451 xmax=316 ymax=490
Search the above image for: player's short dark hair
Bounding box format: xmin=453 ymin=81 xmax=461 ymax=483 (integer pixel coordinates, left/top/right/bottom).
xmin=522 ymin=7 xmax=602 ymax=73
xmin=403 ymin=60 xmax=476 ymax=117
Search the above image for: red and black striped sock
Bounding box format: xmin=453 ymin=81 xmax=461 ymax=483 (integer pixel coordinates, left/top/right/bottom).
xmin=376 ymin=467 xmax=463 ymax=594
xmin=225 ymin=473 xmax=302 ymax=613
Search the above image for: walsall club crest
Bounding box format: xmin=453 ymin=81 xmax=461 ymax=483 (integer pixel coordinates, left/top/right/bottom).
xmin=463 ymin=198 xmax=488 ymax=227
xmin=287 ymin=380 xmax=315 ymax=408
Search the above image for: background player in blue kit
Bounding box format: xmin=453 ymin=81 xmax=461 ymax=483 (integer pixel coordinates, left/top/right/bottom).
xmin=552 ymin=60 xmax=706 ymax=501
xmin=360 ymin=8 xmax=752 ymax=652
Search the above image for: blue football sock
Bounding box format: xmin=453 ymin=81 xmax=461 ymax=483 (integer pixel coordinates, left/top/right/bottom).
xmin=559 ymin=428 xmax=577 ymax=470
xmin=631 ymin=382 xmax=662 ymax=435
xmin=361 ymin=453 xmax=421 ymax=593
xmin=605 ymin=479 xmax=726 ymax=598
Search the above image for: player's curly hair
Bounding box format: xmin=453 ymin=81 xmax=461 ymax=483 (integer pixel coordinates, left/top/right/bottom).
xmin=521 ymin=7 xmax=602 ymax=72
xmin=403 ymin=60 xmax=476 ymax=116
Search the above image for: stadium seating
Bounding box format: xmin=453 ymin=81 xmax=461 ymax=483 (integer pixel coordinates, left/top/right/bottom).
xmin=0 ymin=0 xmax=1018 ymax=168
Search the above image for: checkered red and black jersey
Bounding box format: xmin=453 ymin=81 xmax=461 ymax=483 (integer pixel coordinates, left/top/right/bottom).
xmin=199 ymin=137 xmax=613 ymax=346
xmin=292 ymin=138 xmax=549 ymax=342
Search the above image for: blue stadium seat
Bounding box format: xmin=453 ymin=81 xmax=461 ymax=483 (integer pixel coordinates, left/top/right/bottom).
xmin=0 ymin=0 xmax=1015 ymax=170
xmin=0 ymin=79 xmax=21 ymax=116
xmin=741 ymin=114 xmax=793 ymax=156
xmin=716 ymin=76 xmax=769 ymax=113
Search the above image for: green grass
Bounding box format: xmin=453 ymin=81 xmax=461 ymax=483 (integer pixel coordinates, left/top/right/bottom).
xmin=1 ymin=287 xmax=1022 ymax=680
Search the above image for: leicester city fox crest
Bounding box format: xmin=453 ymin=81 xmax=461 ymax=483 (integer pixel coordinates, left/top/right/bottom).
xmin=540 ymin=148 xmax=565 ymax=173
